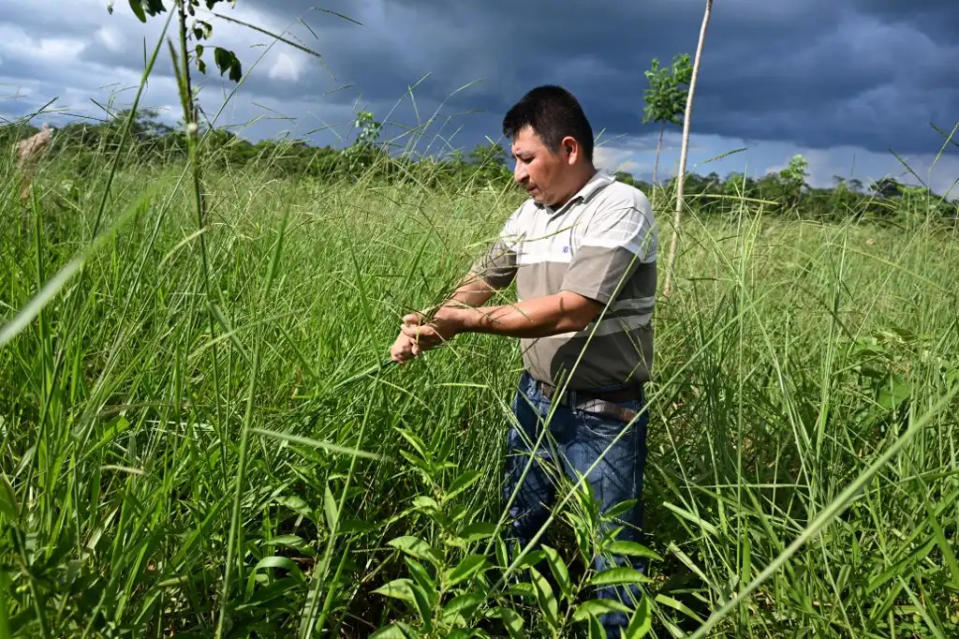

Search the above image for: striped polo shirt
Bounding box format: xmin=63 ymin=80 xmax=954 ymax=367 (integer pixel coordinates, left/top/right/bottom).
xmin=474 ymin=171 xmax=657 ymax=391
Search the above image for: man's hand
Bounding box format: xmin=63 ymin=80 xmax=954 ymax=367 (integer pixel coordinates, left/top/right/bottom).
xmin=399 ymin=307 xmax=464 ymax=357
xmin=389 ymin=272 xmax=495 ymax=364
xmin=390 ymin=309 xmax=461 ymax=363
xmin=390 ymin=312 xmax=426 ymax=364
xmin=389 ymin=289 xmax=600 ymax=363
xmin=389 ymin=331 xmax=417 ymax=364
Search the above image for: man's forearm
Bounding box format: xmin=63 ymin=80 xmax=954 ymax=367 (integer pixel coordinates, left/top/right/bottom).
xmin=445 ymin=291 xmax=600 ymax=339
xmin=445 ymin=272 xmax=497 ymax=308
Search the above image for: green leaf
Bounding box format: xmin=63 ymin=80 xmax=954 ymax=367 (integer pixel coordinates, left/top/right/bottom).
xmin=573 ymin=599 xmax=632 ymax=622
xmin=661 ymin=501 xmax=718 ymax=536
xmin=654 ymin=594 xmax=705 ymax=623
xmin=404 ymin=557 xmax=437 ymax=606
xmin=589 ymin=567 xmax=652 ymax=587
xmin=269 ymin=534 xmax=314 ymax=556
xmin=0 ymin=475 xmax=18 ymax=523
xmin=253 ymin=556 xmax=304 ymax=581
xmin=338 ymin=518 xmax=375 ymax=534
xmin=586 ymin=614 xmax=605 ymax=639
xmin=194 ymin=19 xmax=213 ymax=39
xmin=0 ymin=571 xmax=12 ymax=637
xmin=604 ymin=498 xmax=637 ymax=520
xmin=399 ymin=449 xmax=431 ymax=473
xmin=95 ymin=416 xmax=130 ymax=450
xmin=254 ymin=556 xmax=297 ymax=571
xmin=441 ymin=592 xmax=484 ymax=625
xmin=213 ymin=47 xmax=242 ymax=83
xmin=514 ymin=549 xmax=546 ymax=569
xmin=542 ymin=545 xmax=572 ymax=601
xmin=370 ymin=622 xmax=418 ymax=638
xmin=129 ymin=0 xmax=147 ymax=22
xmin=324 ymin=484 xmax=339 ymax=530
xmin=625 ymin=596 xmax=652 ymax=638
xmin=445 ymin=470 xmax=482 ymax=500
xmin=448 ymin=504 xmax=469 ymax=523
xmin=373 ymin=578 xmax=416 ymax=602
xmin=487 ymin=606 xmax=524 ymax=639
xmin=412 ymin=495 xmax=440 ymax=512
xmin=145 ymin=0 xmax=165 ymax=15
xmin=274 ymin=494 xmax=313 ymax=520
xmin=395 ymin=427 xmax=428 ymax=460
xmin=388 ymin=536 xmax=440 ymax=565
xmin=458 ymin=521 xmax=497 ymax=541
xmin=507 ymin=582 xmax=535 ymax=598
xmin=214 ymin=47 xmax=232 ymax=74
xmin=228 ymin=58 xmax=242 ymax=82
xmin=877 ymin=374 xmax=911 ymax=410
xmin=529 ymin=566 xmax=559 ymax=629
xmin=446 ymin=554 xmax=487 ymax=586
xmin=607 ymin=541 xmax=662 ymax=561
xmin=408 ymin=580 xmax=434 ymax=632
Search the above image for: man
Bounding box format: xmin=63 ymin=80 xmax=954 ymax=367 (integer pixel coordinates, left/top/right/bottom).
xmin=390 ymin=85 xmax=656 ymax=634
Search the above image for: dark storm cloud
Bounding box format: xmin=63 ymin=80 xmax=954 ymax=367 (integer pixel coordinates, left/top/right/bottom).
xmin=2 ymin=0 xmax=956 ymax=156
xmin=234 ymin=0 xmax=958 ymax=154
xmin=848 ymin=0 xmax=959 ymax=45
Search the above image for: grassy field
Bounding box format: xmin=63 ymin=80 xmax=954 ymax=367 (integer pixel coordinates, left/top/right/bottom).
xmin=1 ymin=147 xmax=958 ymax=638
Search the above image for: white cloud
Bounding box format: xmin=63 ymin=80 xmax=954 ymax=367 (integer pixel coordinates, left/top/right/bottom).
xmin=268 ymin=52 xmax=303 ymax=82
xmin=594 ymin=145 xmax=644 ymax=174
xmin=37 ymin=37 xmax=87 ymax=60
xmin=0 ymin=25 xmax=87 ymax=65
xmin=95 ymin=26 xmax=123 ymax=53
xmin=586 ymin=130 xmax=959 ymax=199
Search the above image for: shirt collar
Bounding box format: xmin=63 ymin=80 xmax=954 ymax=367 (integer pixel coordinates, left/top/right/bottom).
xmin=536 ymin=170 xmax=614 ymax=215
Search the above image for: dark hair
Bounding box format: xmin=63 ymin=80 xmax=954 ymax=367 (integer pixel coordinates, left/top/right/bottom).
xmin=502 ymin=85 xmax=594 ymax=162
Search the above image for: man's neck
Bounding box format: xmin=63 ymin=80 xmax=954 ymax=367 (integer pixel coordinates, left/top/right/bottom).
xmin=550 ymin=166 xmax=597 ymax=208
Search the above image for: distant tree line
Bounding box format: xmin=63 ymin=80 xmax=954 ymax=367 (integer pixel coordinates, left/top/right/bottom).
xmin=3 ymin=112 xmax=956 ymax=223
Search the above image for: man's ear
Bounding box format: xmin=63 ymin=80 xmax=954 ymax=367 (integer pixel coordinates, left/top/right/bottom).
xmin=561 ymin=135 xmax=580 ymax=166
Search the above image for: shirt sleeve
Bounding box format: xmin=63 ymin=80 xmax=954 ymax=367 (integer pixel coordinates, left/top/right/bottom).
xmin=561 ymin=204 xmax=657 ymax=305
xmin=471 ymin=208 xmax=521 ymax=289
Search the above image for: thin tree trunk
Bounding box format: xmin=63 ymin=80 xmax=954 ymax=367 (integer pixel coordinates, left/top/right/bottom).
xmin=653 ymin=121 xmax=664 ymax=186
xmin=663 ymin=0 xmax=713 ymax=297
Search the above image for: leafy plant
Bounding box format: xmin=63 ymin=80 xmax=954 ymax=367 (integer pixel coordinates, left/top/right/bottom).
xmin=120 ymin=0 xmax=243 ymax=81
xmin=778 ymin=154 xmax=809 ymax=211
xmin=371 ymin=427 xmax=499 ymax=638
xmin=642 ymin=53 xmax=691 ymax=186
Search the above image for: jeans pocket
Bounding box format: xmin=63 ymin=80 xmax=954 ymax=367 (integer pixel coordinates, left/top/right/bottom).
xmin=577 ymin=399 xmax=641 ymax=432
xmin=577 ymin=410 xmax=624 ymax=439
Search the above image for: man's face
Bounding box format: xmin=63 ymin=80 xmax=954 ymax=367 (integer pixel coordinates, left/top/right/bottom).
xmin=510 ymin=125 xmax=574 ymax=207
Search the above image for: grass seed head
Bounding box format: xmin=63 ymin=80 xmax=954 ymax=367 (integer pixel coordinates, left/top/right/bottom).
xmin=16 ymin=123 xmax=53 ymax=169
xmin=16 ymin=123 xmax=53 ymax=202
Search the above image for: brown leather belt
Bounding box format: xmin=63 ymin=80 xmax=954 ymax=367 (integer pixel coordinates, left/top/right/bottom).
xmin=535 ymin=379 xmax=644 ymax=423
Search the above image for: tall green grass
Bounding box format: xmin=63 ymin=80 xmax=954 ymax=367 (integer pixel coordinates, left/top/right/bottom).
xmin=1 ymin=129 xmax=957 ymax=637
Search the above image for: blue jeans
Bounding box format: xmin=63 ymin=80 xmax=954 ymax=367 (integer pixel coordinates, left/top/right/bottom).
xmin=503 ymin=372 xmax=649 ymax=633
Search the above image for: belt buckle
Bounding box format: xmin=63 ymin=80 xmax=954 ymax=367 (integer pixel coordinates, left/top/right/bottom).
xmin=577 ymin=398 xmax=638 ymax=423
xmin=538 ymin=380 xmax=568 ymax=405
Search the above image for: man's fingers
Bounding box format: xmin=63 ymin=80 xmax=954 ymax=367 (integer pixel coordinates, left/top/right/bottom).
xmin=401 ymin=323 xmax=444 ymax=351
xmin=401 ymin=325 xmax=425 ymax=339
xmin=402 ymin=313 xmax=422 ymax=326
xmin=391 ymin=344 xmax=415 ymax=364
xmin=390 ymin=331 xmax=419 ymax=364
